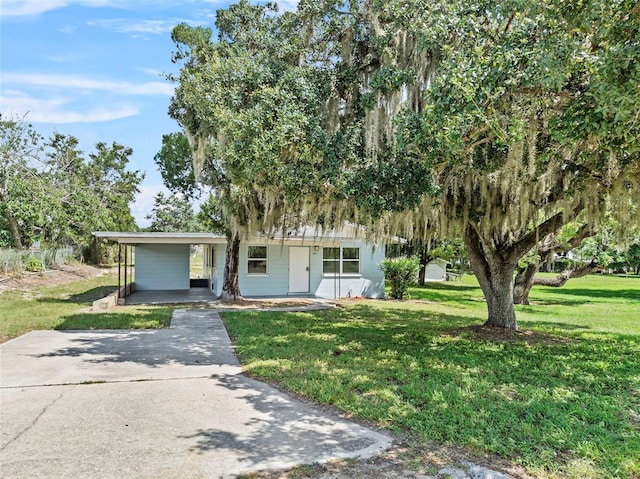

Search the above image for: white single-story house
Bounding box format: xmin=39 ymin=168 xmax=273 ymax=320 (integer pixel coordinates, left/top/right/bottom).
xmin=424 ymin=258 xmax=448 ymax=281
xmin=94 ymin=225 xmax=393 ymax=301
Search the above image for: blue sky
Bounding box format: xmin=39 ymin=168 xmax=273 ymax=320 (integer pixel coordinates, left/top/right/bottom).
xmin=0 ymin=0 xmax=297 ymax=227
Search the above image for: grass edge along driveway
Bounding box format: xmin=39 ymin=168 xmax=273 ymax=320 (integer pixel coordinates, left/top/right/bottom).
xmin=221 ymin=275 xmax=640 ymax=479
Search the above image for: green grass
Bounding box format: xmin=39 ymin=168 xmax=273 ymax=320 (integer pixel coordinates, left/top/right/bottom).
xmin=0 ymin=273 xmax=172 ymax=341
xmin=221 ymin=275 xmax=640 ymax=479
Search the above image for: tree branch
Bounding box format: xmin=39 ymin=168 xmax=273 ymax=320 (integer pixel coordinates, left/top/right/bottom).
xmin=503 ymin=12 xmax=516 ymax=35
xmin=552 ymin=222 xmax=594 ymax=254
xmin=504 ymin=212 xmax=566 ymax=260
xmin=532 ymin=259 xmax=599 ymax=287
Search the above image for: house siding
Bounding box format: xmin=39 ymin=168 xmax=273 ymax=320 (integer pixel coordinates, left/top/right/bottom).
xmin=212 ymin=241 xmax=385 ymax=299
xmin=314 ymin=242 xmax=386 ymax=299
xmin=240 ymin=244 xmax=290 ymax=296
xmin=134 ymin=239 xmax=385 ymax=299
xmin=135 ymin=244 xmax=190 ymax=290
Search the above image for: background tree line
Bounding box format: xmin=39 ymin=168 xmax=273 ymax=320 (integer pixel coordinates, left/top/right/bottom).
xmin=0 ymin=114 xmax=143 ymax=263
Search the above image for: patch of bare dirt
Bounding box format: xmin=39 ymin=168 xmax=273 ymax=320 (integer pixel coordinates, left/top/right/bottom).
xmin=0 ymin=263 xmax=112 ymax=295
xmin=216 ymin=298 xmax=318 ymax=309
xmin=240 ymin=432 xmax=535 ymax=479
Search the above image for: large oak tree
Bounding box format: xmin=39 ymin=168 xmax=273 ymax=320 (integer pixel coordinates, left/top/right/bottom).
xmin=169 ymin=0 xmax=640 ymax=327
xmin=298 ymin=0 xmax=640 ymax=329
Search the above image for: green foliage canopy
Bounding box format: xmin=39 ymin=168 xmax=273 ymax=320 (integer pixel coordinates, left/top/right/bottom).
xmin=0 ymin=114 xmax=45 ymax=248
xmin=169 ymin=2 xmax=328 ymax=234
xmin=168 ymin=0 xmax=640 ymax=328
xmin=145 ymin=192 xmax=201 ymax=233
xmin=0 ymin=115 xmax=143 ymax=253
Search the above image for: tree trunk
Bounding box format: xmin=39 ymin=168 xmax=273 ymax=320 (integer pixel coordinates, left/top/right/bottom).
xmin=219 ymin=231 xmax=242 ymax=300
xmin=513 ymin=262 xmax=538 ymax=305
xmin=89 ymin=236 xmax=98 ymax=265
xmin=464 ymin=224 xmax=519 ymax=330
xmin=513 ymin=223 xmax=595 ymax=302
xmin=5 ymin=208 xmax=23 ymax=249
xmin=418 ymin=246 xmax=429 ymax=286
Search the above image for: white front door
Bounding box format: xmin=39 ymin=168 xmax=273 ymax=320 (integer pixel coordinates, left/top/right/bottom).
xmin=289 ymin=247 xmax=310 ymax=293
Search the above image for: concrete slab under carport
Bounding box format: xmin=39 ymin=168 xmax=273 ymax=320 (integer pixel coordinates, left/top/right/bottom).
xmin=124 ymin=287 xmax=216 ymax=305
xmin=122 ymin=288 xmax=336 ymax=308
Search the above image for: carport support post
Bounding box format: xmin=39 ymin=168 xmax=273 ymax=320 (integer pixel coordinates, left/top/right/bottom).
xmin=118 ymin=243 xmax=122 ymax=295
xmin=124 ymin=244 xmax=128 ymax=297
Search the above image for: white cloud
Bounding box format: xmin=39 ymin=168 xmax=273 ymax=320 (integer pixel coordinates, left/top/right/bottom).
xmin=88 ymin=18 xmax=178 ymax=35
xmin=46 ymin=52 xmax=85 ymax=63
xmin=131 ymin=184 xmax=168 ymax=227
xmin=0 ymin=0 xmax=116 ymax=17
xmin=0 ymin=72 xmax=172 ymax=124
xmin=1 ymin=73 xmax=174 ymax=96
xmin=1 ymin=0 xmax=68 ymax=17
xmin=275 ymin=0 xmax=300 ymax=12
xmin=0 ymin=1 xmax=228 ymax=18
xmin=0 ymin=1 xmax=295 ymax=19
xmin=32 ymin=105 xmax=139 ymax=123
xmin=0 ymin=90 xmax=139 ymax=124
xmin=138 ymin=67 xmax=163 ymax=76
xmin=117 ymin=19 xmax=174 ymax=34
xmin=58 ymin=25 xmax=77 ymax=34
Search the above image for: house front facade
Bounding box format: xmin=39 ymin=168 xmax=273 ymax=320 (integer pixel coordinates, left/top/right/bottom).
xmin=206 ymin=237 xmax=385 ymax=299
xmin=94 ymin=226 xmax=389 ymax=300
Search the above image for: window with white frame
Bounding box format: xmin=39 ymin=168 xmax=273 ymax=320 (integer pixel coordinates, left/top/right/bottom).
xmin=247 ymin=245 xmax=268 ymax=274
xmin=323 ymin=246 xmax=360 ymax=274
xmin=342 ymin=247 xmax=360 ymax=273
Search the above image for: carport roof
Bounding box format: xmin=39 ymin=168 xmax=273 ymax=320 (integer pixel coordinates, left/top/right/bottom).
xmin=94 ymin=224 xmax=405 ymax=245
xmin=93 ymin=231 xmax=227 ymax=244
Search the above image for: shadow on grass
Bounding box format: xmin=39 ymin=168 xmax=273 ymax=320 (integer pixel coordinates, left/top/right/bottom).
xmin=226 ymin=302 xmax=640 ymax=399
xmin=517 ymin=319 xmax=592 ymax=331
xmin=37 ymin=285 xmax=118 ymax=305
xmin=412 ymin=282 xmax=479 ymax=292
xmin=54 ymin=307 xmax=172 ymax=331
xmin=325 ymin=304 xmax=482 ymax=335
xmin=406 ymin=283 xmax=482 ymax=302
xmin=68 ymin=286 xmax=118 ymax=303
xmin=403 ymin=290 xmax=481 ymax=304
xmin=517 ymin=298 xmax=590 ymax=309
xmin=536 ymin=287 xmax=640 ymax=301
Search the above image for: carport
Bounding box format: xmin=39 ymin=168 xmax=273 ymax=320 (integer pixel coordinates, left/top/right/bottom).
xmin=93 ymin=231 xmax=227 ymax=304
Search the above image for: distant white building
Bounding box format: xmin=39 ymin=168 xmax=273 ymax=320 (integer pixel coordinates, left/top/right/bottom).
xmin=424 ymin=258 xmax=448 ymax=281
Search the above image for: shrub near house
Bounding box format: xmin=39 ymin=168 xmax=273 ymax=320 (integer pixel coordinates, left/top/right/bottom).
xmin=379 ymin=256 xmax=420 ymax=299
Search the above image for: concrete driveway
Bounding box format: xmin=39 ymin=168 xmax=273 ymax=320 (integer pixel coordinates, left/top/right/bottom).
xmin=0 ymin=310 xmax=391 ymax=479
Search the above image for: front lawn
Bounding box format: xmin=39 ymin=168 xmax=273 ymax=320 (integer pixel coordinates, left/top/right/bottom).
xmin=221 ymin=275 xmax=640 ymax=479
xmin=0 ymin=272 xmax=172 ymax=342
